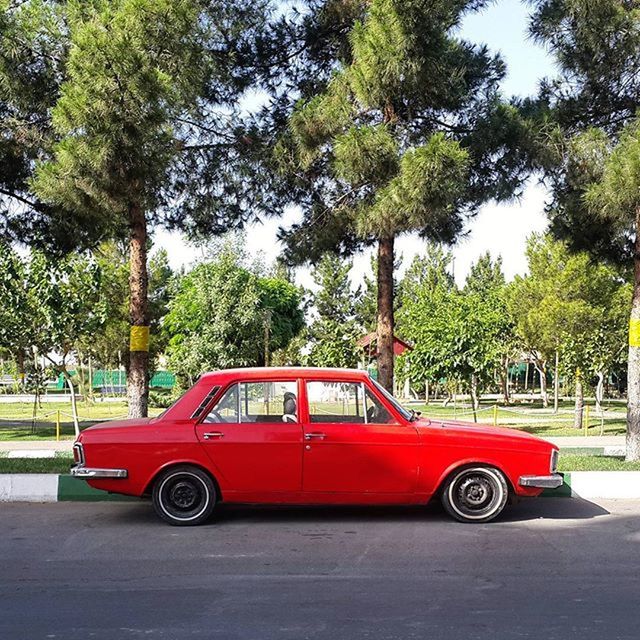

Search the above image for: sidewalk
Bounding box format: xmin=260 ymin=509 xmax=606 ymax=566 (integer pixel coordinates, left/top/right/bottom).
xmin=544 ymin=435 xmax=626 ymax=455
xmin=0 ymin=440 xmax=73 ymax=456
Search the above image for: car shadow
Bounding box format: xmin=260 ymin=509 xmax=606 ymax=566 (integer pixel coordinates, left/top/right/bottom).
xmin=501 ymin=496 xmax=610 ymax=522
xmin=100 ymin=495 xmax=609 ymax=527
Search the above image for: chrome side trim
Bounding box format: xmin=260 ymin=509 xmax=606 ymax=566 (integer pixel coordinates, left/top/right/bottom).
xmin=519 ymin=473 xmax=563 ymax=489
xmin=71 ymin=465 xmax=128 ymax=479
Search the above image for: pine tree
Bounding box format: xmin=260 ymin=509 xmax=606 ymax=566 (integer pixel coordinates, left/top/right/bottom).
xmin=1 ymin=0 xmax=273 ymax=417
xmin=529 ymin=0 xmax=640 ymax=458
xmin=276 ymin=0 xmax=531 ymax=391
xmin=308 ymin=254 xmax=361 ymax=368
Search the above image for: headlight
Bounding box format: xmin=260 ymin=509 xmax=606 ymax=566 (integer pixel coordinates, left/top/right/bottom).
xmin=550 ymin=449 xmax=559 ymax=473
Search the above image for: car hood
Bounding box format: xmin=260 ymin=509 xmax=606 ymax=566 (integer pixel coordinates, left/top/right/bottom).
xmin=82 ymin=417 xmax=154 ymax=432
xmin=416 ymin=417 xmax=554 ymax=449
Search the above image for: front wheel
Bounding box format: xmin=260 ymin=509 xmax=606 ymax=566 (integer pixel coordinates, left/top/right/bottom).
xmin=152 ymin=465 xmax=217 ymax=526
xmin=441 ymin=466 xmax=508 ymax=523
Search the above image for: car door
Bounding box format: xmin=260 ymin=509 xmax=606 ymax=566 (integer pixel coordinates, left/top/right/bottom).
xmin=302 ymin=379 xmax=419 ymax=495
xmin=195 ymin=379 xmax=303 ymax=495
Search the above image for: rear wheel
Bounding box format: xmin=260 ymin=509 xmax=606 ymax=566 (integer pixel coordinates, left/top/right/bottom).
xmin=441 ymin=466 xmax=508 ymax=523
xmin=152 ymin=465 xmax=217 ymax=526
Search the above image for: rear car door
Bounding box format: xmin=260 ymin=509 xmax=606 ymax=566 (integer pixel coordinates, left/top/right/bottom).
xmin=302 ymin=379 xmax=419 ymax=495
xmin=195 ymin=379 xmax=303 ymax=494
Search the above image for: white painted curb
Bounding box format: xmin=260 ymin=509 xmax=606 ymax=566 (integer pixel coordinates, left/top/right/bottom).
xmin=569 ymin=472 xmax=640 ymax=499
xmin=0 ymin=474 xmax=58 ymax=502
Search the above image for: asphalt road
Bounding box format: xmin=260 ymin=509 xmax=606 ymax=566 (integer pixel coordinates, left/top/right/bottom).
xmin=1 ymin=498 xmax=639 ymax=640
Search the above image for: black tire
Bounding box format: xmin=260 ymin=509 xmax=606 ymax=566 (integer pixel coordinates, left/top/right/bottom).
xmin=152 ymin=465 xmax=217 ymax=526
xmin=441 ymin=466 xmax=508 ymax=523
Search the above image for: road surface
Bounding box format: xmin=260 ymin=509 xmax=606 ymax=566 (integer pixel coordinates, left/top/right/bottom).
xmin=1 ymin=498 xmax=639 ymax=639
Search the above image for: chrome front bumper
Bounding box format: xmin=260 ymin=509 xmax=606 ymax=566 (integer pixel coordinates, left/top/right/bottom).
xmin=519 ymin=473 xmax=564 ymax=489
xmin=71 ymin=465 xmax=128 ymax=479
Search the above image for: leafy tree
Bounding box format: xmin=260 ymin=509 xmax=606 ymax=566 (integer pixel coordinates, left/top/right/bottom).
xmin=0 ymin=245 xmax=105 ymax=434
xmin=307 ymin=254 xmax=361 ymax=368
xmin=398 ymin=248 xmax=511 ymax=416
xmin=509 ymin=234 xmax=629 ymax=421
xmin=528 ymin=0 xmax=640 ymax=455
xmin=464 ymin=253 xmax=517 ymax=405
xmin=276 ymin=0 xmax=532 ymax=392
xmin=164 ymin=243 xmax=304 ymax=386
xmin=0 ymin=241 xmax=31 ymax=384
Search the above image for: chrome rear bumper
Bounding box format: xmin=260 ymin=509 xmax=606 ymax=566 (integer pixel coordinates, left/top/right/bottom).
xmin=519 ymin=473 xmax=563 ymax=489
xmin=71 ymin=465 xmax=128 ymax=479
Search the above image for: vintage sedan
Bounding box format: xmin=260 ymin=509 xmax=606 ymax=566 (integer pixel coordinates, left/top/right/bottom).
xmin=71 ymin=367 xmax=562 ymax=525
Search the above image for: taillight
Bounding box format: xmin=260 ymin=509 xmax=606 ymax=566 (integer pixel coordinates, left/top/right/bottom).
xmin=73 ymin=443 xmax=85 ymax=465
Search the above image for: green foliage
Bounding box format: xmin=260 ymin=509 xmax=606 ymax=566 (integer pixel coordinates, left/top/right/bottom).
xmin=529 ymin=0 xmax=640 ymax=263
xmin=333 ymin=124 xmax=398 ymax=187
xmin=80 ymin=241 xmax=173 ymax=372
xmin=307 ymin=253 xmax=361 ymax=368
xmin=0 ymin=243 xmax=106 ymax=370
xmin=398 ymin=248 xmax=512 ymax=393
xmin=164 ymin=241 xmax=304 ymax=385
xmin=585 ymin=119 xmax=640 ymax=225
xmin=508 ymin=234 xmax=629 ymax=380
xmin=1 ymin=0 xmax=275 ymax=250
xmin=278 ymin=0 xmax=530 ymax=262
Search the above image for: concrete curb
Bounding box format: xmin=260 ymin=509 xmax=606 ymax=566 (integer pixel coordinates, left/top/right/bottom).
xmin=1 ymin=472 xmax=640 ymax=502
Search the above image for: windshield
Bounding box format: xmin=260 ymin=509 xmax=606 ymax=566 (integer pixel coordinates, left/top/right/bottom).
xmin=371 ymin=378 xmax=414 ymax=421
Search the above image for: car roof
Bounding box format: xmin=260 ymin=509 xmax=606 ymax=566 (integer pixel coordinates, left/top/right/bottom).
xmin=198 ymin=367 xmax=370 ymax=383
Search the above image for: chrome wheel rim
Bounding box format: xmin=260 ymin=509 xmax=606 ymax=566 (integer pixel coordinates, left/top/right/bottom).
xmin=448 ymin=468 xmax=504 ymax=520
xmin=158 ymin=472 xmax=210 ymax=522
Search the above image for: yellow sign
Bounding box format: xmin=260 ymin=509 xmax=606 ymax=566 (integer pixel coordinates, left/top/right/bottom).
xmin=130 ymin=325 xmax=150 ymax=352
xmin=630 ymin=318 xmax=640 ymax=347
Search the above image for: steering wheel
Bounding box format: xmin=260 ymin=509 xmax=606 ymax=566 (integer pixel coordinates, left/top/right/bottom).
xmin=366 ymin=405 xmax=377 ymax=423
xmin=204 ymin=410 xmax=225 ymax=424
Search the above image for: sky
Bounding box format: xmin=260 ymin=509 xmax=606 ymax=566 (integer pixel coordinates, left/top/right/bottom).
xmin=154 ymin=0 xmax=556 ymax=289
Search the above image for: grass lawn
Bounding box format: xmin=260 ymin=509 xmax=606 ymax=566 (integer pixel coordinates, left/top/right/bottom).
xmin=0 ymin=401 xmax=163 ymax=441
xmin=412 ymin=401 xmax=627 ymax=437
xmin=0 ymin=456 xmax=74 ymax=474
xmin=559 ymin=454 xmax=640 ymax=471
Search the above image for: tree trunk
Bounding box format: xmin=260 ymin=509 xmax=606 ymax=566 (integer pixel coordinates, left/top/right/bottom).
xmin=627 ymin=208 xmax=640 ymax=460
xmin=500 ymin=356 xmax=510 ymax=405
xmin=533 ymin=359 xmax=549 ymax=408
xmin=553 ymin=349 xmax=560 ymax=414
xmin=376 ymin=235 xmax=395 ymax=393
xmin=425 ymin=378 xmax=430 ymax=405
xmin=63 ymin=370 xmax=80 ymax=437
xmin=595 ymin=371 xmax=605 ymax=413
xmin=470 ymin=374 xmax=479 ymax=423
xmin=574 ymin=372 xmax=584 ymax=431
xmin=127 ymin=201 xmax=149 ymax=418
xmin=16 ymin=350 xmax=25 ymax=392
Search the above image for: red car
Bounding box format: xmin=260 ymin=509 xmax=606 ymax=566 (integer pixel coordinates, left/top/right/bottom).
xmin=71 ymin=367 xmax=562 ymax=525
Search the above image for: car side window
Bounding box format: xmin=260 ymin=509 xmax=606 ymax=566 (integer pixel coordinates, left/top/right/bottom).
xmin=364 ymin=387 xmax=393 ymax=424
xmin=306 ymin=381 xmax=365 ymax=424
xmin=204 ymin=384 xmax=239 ymax=423
xmin=203 ymin=381 xmax=298 ymax=424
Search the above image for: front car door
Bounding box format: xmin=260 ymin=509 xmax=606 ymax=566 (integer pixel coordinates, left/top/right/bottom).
xmin=195 ymin=379 xmax=303 ymax=497
xmin=301 ymin=378 xmax=419 ymax=498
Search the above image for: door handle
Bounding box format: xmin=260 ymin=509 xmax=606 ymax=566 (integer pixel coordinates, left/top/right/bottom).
xmin=305 ymin=432 xmax=326 ymax=440
xmin=203 ymin=431 xmax=224 ymax=440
